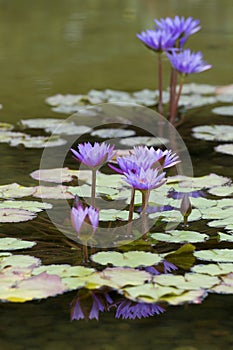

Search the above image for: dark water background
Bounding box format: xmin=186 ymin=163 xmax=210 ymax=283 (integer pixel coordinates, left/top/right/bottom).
xmin=0 ymin=1 xmax=233 ymax=349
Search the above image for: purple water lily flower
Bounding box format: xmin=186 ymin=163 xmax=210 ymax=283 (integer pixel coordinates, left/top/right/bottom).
xmin=163 ymin=260 xmax=178 ymax=273
xmin=123 ymin=167 xmax=166 ymax=191
xmin=71 ymin=203 xmax=99 ymax=235
xmin=155 ymin=16 xmax=201 ymax=47
xmin=167 ymin=49 xmax=212 ymax=75
xmin=115 ymin=300 xmax=165 ymax=319
xmin=71 ymin=142 xmax=115 ymax=169
xmin=137 ymin=28 xmax=178 ymax=52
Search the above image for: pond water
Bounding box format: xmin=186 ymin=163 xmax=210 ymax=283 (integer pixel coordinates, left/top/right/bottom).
xmin=0 ymin=1 xmax=233 ymax=349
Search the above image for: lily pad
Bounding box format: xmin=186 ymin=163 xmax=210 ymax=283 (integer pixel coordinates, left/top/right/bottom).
xmin=68 ymin=184 xmax=119 ymax=198
xmin=33 ymin=185 xmax=74 ymax=199
xmin=192 ymin=263 xmax=233 ymax=276
xmin=30 ymin=168 xmax=92 ymax=183
xmin=0 ymin=208 xmax=36 ymax=223
xmin=0 ymin=200 xmax=52 ymax=212
xmin=215 ymin=144 xmax=233 ymax=156
xmin=32 ymin=264 xmax=95 ymax=278
xmin=20 ymin=118 xmax=63 ymax=129
xmin=0 ymin=122 xmax=14 ymax=131
xmin=119 ymin=136 xmax=169 ymax=147
xmin=192 ymin=125 xmax=233 ymax=142
xmin=161 ymin=289 xmax=207 ymax=305
xmin=212 ymin=106 xmax=233 ymax=116
xmin=10 ymin=134 xmax=67 ymax=148
xmin=207 ymin=185 xmax=233 ymax=197
xmin=0 ymin=183 xmax=35 ymax=199
xmin=181 ymin=83 xmax=216 ymax=95
xmin=45 ymin=124 xmax=91 ymax=136
xmin=0 ymin=238 xmax=36 ymax=251
xmin=177 ymin=173 xmax=230 ymax=189
xmin=91 ymin=251 xmax=162 ymax=267
xmin=91 ymin=128 xmax=135 ymax=139
xmin=151 ymin=230 xmax=208 ymax=243
xmin=99 ymin=209 xmax=139 ymax=221
xmin=0 ymin=254 xmax=41 ymax=268
xmin=211 ymin=273 xmax=233 ymax=294
xmin=194 ymin=249 xmax=233 ymax=263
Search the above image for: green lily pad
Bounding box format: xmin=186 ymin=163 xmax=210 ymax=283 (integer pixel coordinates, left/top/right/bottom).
xmin=151 ymin=230 xmax=208 ymax=243
xmin=119 ymin=136 xmax=169 ymax=147
xmin=201 ymin=207 xmax=232 ymax=220
xmin=91 ymin=128 xmax=135 ymax=138
xmin=30 ymin=168 xmax=92 ymax=183
xmin=211 ymin=273 xmax=233 ymax=294
xmin=91 ymin=251 xmax=162 ymax=267
xmin=0 ymin=183 xmax=35 ymax=199
xmin=191 ymin=197 xmax=217 ymax=208
xmin=149 ymin=209 xmax=202 ymax=223
xmin=32 ymin=264 xmax=95 ymax=278
xmin=46 ymin=124 xmax=91 ymax=135
xmin=217 ymin=232 xmax=233 ymax=242
xmin=20 ymin=118 xmax=63 ymax=129
xmin=215 ymin=144 xmax=233 ymax=156
xmin=0 ymin=254 xmax=41 ymax=268
xmin=208 ymin=185 xmax=233 ymax=197
xmin=10 ymin=135 xmax=67 ymax=148
xmin=67 ymin=184 xmax=119 ymax=198
xmin=123 ymin=283 xmax=181 ymax=303
xmin=181 ymin=83 xmax=216 ymax=95
xmin=0 ymin=272 xmax=67 ymax=302
xmin=179 ymin=95 xmax=216 ymax=109
xmin=163 ymin=244 xmax=196 ymax=270
xmin=0 ymin=238 xmax=36 ymax=251
xmin=192 ymin=125 xmax=233 ymax=142
xmin=194 ymin=249 xmax=233 ymax=262
xmin=0 ymin=122 xmax=14 ymax=131
xmin=207 ymin=217 xmax=232 ymax=228
xmin=0 ymin=208 xmax=36 ymax=223
xmin=161 ymin=289 xmax=207 ymax=305
xmin=212 ymin=106 xmax=233 ymax=116
xmin=99 ymin=209 xmax=139 ymax=221
xmin=192 ymin=263 xmax=233 ymax=276
xmin=0 ymin=200 xmax=52 ymax=212
xmin=154 ymin=272 xmax=219 ymax=290
xmin=32 ymin=185 xmax=74 ymax=199
xmin=177 ymin=173 xmax=230 ymax=189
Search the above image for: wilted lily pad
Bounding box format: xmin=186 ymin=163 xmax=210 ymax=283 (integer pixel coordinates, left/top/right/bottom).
xmin=0 ymin=208 xmax=36 ymax=223
xmin=194 ymin=249 xmax=233 ymax=262
xmin=119 ymin=136 xmax=169 ymax=147
xmin=0 ymin=238 xmax=36 ymax=251
xmin=192 ymin=125 xmax=233 ymax=142
xmin=91 ymin=251 xmax=162 ymax=267
xmin=215 ymin=144 xmax=233 ymax=156
xmin=212 ymin=106 xmax=233 ymax=116
xmin=151 ymin=230 xmax=208 ymax=243
xmin=91 ymin=128 xmax=135 ymax=139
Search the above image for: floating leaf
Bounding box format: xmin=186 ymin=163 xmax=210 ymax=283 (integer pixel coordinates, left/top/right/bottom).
xmin=149 ymin=209 xmax=202 ymax=223
xmin=32 ymin=264 xmax=95 ymax=278
xmin=91 ymin=251 xmax=162 ymax=267
xmin=178 ymin=95 xmax=216 ymax=109
xmin=91 ymin=128 xmax=135 ymax=138
xmin=0 ymin=254 xmax=41 ymax=268
xmin=0 ymin=208 xmax=36 ymax=223
xmin=32 ymin=185 xmax=73 ymax=199
xmin=0 ymin=238 xmax=36 ymax=251
xmin=151 ymin=230 xmax=208 ymax=243
xmin=20 ymin=118 xmax=63 ymax=129
xmin=215 ymin=144 xmax=233 ymax=156
xmin=217 ymin=232 xmax=233 ymax=242
xmin=212 ymin=106 xmax=233 ymax=116
xmin=164 ymin=244 xmax=196 ymax=270
xmin=192 ymin=125 xmax=233 ymax=142
xmin=192 ymin=263 xmax=233 ymax=276
xmin=67 ymin=184 xmax=119 ymax=198
xmin=45 ymin=124 xmax=91 ymax=135
xmin=0 ymin=272 xmax=67 ymax=302
xmin=161 ymin=290 xmax=207 ymax=305
xmin=177 ymin=173 xmax=230 ymax=189
xmin=0 ymin=183 xmax=35 ymax=199
xmin=207 ymin=217 xmax=232 ymax=228
xmin=10 ymin=134 xmax=67 ymax=148
xmin=207 ymin=185 xmax=233 ymax=197
xmin=181 ymin=83 xmax=216 ymax=95
xmin=0 ymin=200 xmax=52 ymax=213
xmin=99 ymin=209 xmax=139 ymax=221
xmin=194 ymin=249 xmax=233 ymax=262
xmin=30 ymin=167 xmax=92 ymax=183
xmin=119 ymin=136 xmax=169 ymax=147
xmin=0 ymin=122 xmax=14 ymax=131
xmin=201 ymin=207 xmax=232 ymax=220
xmin=211 ymin=273 xmax=233 ymax=294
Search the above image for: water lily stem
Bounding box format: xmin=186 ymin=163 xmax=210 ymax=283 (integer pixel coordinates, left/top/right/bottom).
xmin=158 ymin=53 xmax=163 ymax=115
xmin=82 ymin=243 xmax=89 ymax=264
xmin=91 ymin=169 xmax=97 ymax=207
xmin=141 ymin=190 xmax=150 ymax=240
xmin=170 ymin=74 xmax=185 ymax=125
xmin=127 ymin=188 xmax=135 ymax=237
